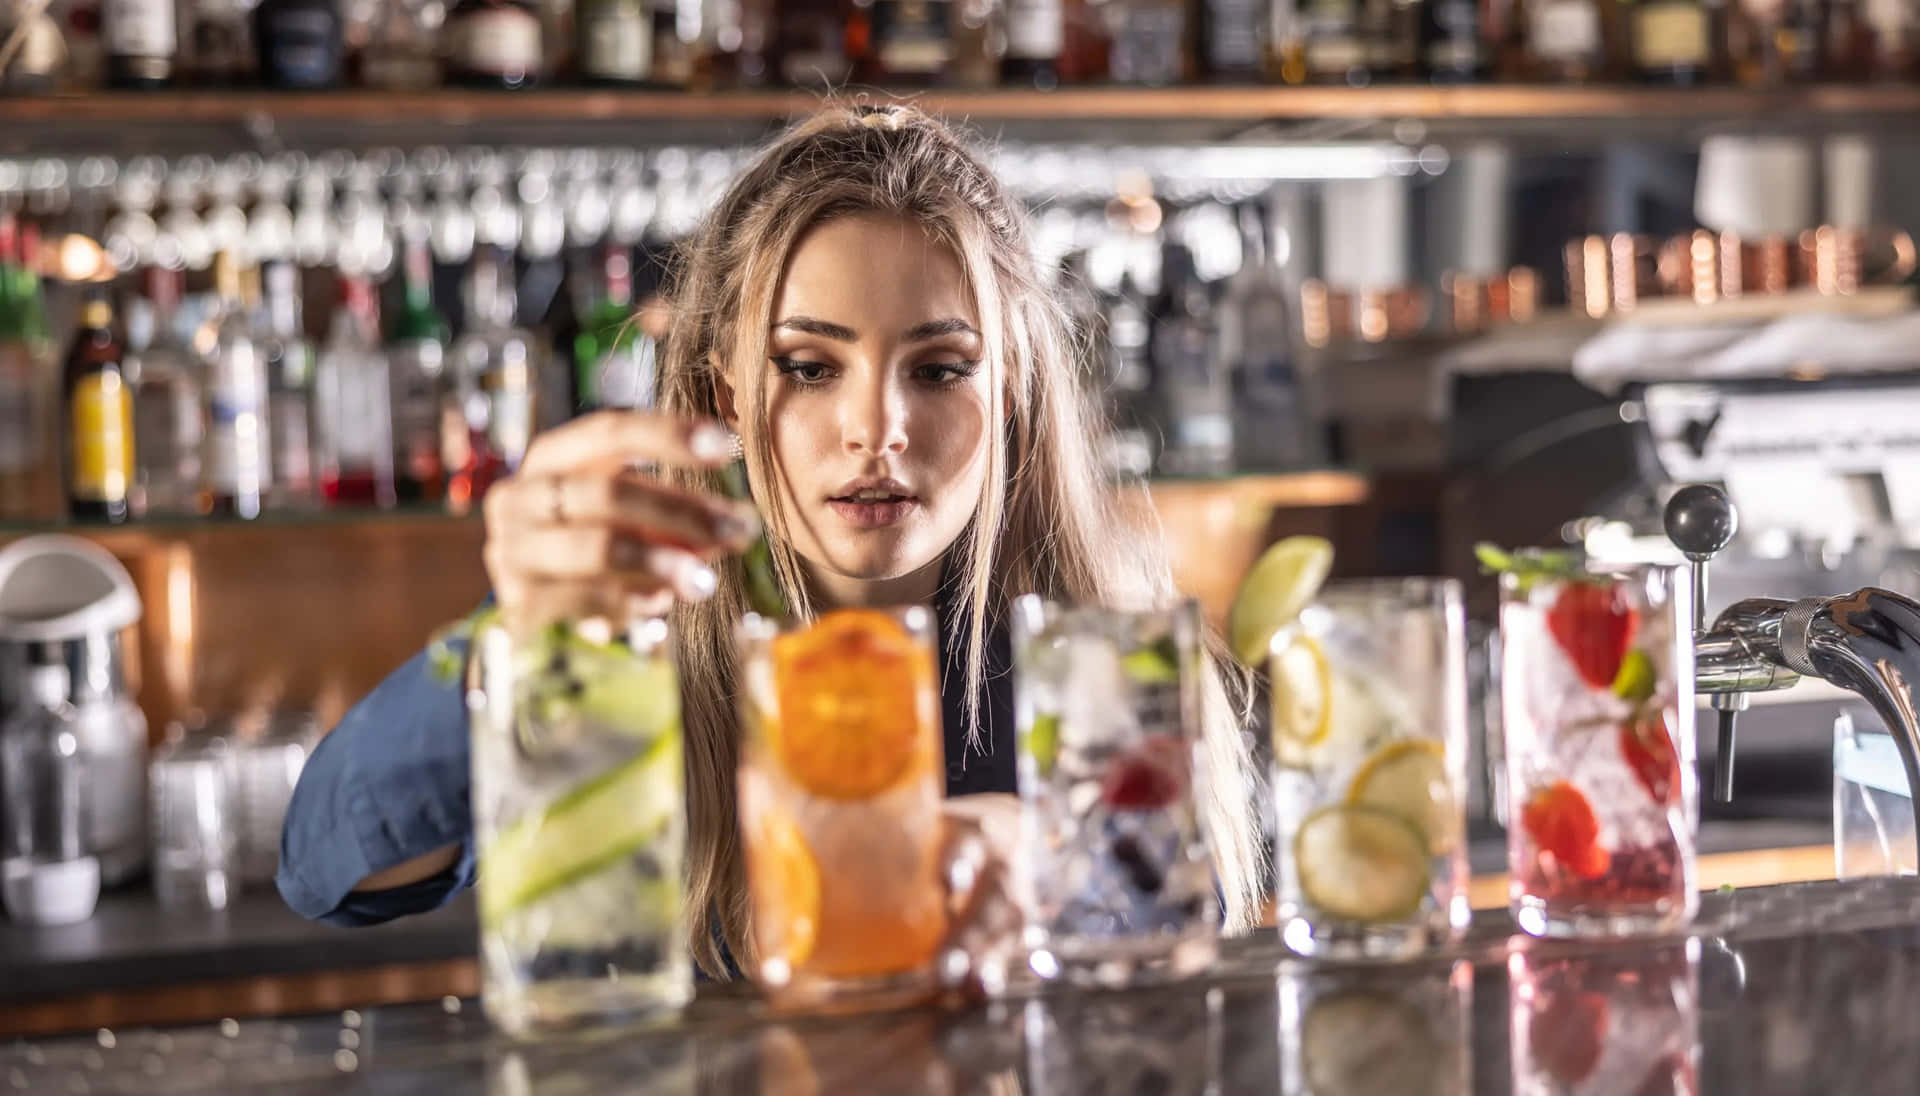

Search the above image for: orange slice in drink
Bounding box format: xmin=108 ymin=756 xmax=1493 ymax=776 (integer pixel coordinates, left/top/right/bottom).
xmin=748 ymin=804 xmax=821 ymax=972
xmin=770 ymin=609 xmax=935 ymax=801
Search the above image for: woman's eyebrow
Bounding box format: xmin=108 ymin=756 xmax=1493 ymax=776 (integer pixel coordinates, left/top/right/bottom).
xmin=771 ymin=316 xmax=980 ymax=343
xmin=772 ymin=315 xmax=858 ymax=341
xmin=901 ymin=318 xmax=979 ymax=342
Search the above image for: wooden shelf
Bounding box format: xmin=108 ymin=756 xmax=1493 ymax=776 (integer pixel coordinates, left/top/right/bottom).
xmin=2 ymin=85 xmax=1918 ymax=150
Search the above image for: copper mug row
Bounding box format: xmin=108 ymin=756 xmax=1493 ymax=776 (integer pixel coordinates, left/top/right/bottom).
xmin=1442 ymin=267 xmax=1540 ymax=334
xmin=1565 ymin=225 xmax=1917 ymax=317
xmin=1300 ymin=281 xmax=1432 ymax=347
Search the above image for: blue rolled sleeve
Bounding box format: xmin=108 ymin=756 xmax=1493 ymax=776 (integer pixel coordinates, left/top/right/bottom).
xmin=276 ymin=647 xmax=477 ymax=926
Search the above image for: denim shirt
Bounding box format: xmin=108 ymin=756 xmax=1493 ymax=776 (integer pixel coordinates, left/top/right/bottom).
xmin=276 ymin=597 xmax=1018 ymax=927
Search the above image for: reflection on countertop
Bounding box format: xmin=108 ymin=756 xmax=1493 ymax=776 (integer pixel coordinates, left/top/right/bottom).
xmin=8 ymin=876 xmax=1920 ymax=1094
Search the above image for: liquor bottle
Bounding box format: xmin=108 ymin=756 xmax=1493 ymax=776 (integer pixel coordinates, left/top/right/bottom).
xmin=1629 ymin=0 xmax=1712 ymax=82
xmin=1107 ymin=0 xmax=1187 ymax=84
xmin=64 ymin=297 xmax=134 ymax=525
xmin=688 ymin=0 xmax=770 ymax=88
xmin=0 ymin=216 xmax=45 ymax=521
xmin=948 ymin=0 xmax=1000 ymax=85
xmin=1298 ymin=0 xmax=1368 ymax=82
xmin=1823 ymin=0 xmax=1875 ymax=77
xmin=647 ymin=0 xmax=691 ymax=85
xmin=201 ymin=252 xmax=270 ymax=520
xmin=1866 ymin=0 xmax=1917 ymax=77
xmin=770 ymin=0 xmax=853 ymax=86
xmin=313 ymin=277 xmax=396 ymax=509
xmin=1522 ymin=0 xmax=1606 ymax=79
xmin=864 ymin=0 xmax=955 ymax=83
xmin=1150 ymin=245 xmax=1231 ymax=480
xmin=181 ymin=0 xmax=255 ymax=83
xmin=125 ymin=267 xmax=202 ymax=517
xmin=572 ymin=243 xmax=655 ymax=411
xmin=0 ymin=0 xmax=67 ymax=93
xmin=1219 ymin=204 xmax=1321 ymax=472
xmin=1103 ymin=273 xmax=1157 ymax=480
xmin=1201 ymin=0 xmax=1266 ymax=80
xmin=1361 ymin=0 xmax=1418 ymax=79
xmin=357 ymin=0 xmax=442 ymax=87
xmin=442 ymin=0 xmax=543 ymax=87
xmin=253 ymin=0 xmax=344 ymax=86
xmin=574 ymin=0 xmax=651 ymax=83
xmin=390 ymin=238 xmax=449 ymax=505
xmin=1422 ymin=0 xmax=1487 ymax=77
xmin=449 ymin=248 xmax=534 ymax=504
xmin=103 ymin=0 xmax=176 ymax=85
xmin=1058 ymin=0 xmax=1109 ymax=80
xmin=259 ymin=261 xmax=316 ymax=508
xmin=1001 ymin=0 xmax=1061 ymax=85
xmin=1728 ymin=0 xmax=1817 ymax=83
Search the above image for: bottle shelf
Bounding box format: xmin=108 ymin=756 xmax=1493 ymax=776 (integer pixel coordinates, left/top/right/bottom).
xmin=2 ymin=84 xmax=1917 ymax=149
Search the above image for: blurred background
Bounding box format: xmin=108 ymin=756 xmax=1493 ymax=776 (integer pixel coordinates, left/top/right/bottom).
xmin=0 ymin=0 xmax=1916 ymax=1039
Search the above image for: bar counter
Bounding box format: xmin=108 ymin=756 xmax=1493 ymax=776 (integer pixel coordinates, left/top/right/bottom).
xmin=5 ymin=875 xmax=1916 ymax=1094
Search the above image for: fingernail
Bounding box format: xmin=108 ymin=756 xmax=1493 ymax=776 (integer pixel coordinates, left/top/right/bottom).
xmin=682 ymin=560 xmax=718 ymax=601
xmin=689 ymin=423 xmax=736 ymax=464
xmin=715 ymin=507 xmax=760 ymax=545
xmin=610 ymin=536 xmax=647 ymax=570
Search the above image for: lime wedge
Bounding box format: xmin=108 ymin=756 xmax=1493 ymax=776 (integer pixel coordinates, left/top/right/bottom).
xmin=1294 ymin=804 xmax=1430 ymax=923
xmin=1120 ymin=637 xmax=1181 ymax=685
xmin=480 ymin=728 xmax=683 ymax=927
xmin=1024 ymin=712 xmax=1061 ymax=777
xmin=1229 ymin=536 xmax=1334 ymax=666
xmin=1611 ymin=649 xmax=1656 ymax=704
xmin=1346 ymin=740 xmax=1461 ymax=856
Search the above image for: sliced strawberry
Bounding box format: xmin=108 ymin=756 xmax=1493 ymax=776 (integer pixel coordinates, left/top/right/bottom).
xmin=1620 ymin=712 xmax=1681 ymax=806
xmin=1101 ymin=740 xmax=1185 ymax=810
xmin=1546 ymin=581 xmax=1641 ymax=690
xmin=1522 ymin=781 xmax=1610 ymax=880
xmin=1529 ymin=986 xmax=1610 ymax=1084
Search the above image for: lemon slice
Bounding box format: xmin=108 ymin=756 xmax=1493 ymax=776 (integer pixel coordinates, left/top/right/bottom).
xmin=523 ymin=631 xmax=681 ymax=741
xmin=1229 ymin=535 xmax=1334 ymax=666
xmin=1294 ymin=804 xmax=1430 ymax=923
xmin=1270 ymin=634 xmax=1333 ymax=752
xmin=1347 ymin=740 xmax=1461 ymax=856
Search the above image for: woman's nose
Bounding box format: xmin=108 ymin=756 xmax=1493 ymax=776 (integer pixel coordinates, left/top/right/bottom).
xmin=841 ymin=368 xmax=909 ymax=457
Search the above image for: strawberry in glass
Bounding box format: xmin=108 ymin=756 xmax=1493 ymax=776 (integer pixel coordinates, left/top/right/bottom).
xmin=1011 ymin=597 xmax=1220 ymax=986
xmin=1485 ymin=546 xmax=1698 ymax=938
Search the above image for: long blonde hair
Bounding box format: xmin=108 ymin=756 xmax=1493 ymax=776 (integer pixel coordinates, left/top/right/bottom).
xmin=658 ymin=102 xmax=1263 ymax=976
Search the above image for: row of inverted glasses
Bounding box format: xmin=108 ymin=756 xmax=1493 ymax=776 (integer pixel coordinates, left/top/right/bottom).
xmin=465 ymin=561 xmax=1697 ymax=1035
xmin=1266 ymin=565 xmax=1695 ymax=961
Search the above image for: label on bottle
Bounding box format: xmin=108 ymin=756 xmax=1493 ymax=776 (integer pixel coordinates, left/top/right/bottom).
xmin=872 ymin=0 xmax=955 ymax=75
xmin=1533 ymin=0 xmax=1600 ymax=59
xmin=205 ymin=338 xmax=271 ymax=497
xmin=1005 ymin=0 xmax=1064 ymax=59
xmin=450 ymin=5 xmax=544 ymax=77
xmin=579 ymin=0 xmax=651 ymax=79
xmin=261 ymin=7 xmax=342 ymax=86
xmin=1634 ymin=1 xmax=1709 ymax=67
xmin=104 ymin=0 xmax=177 ymax=58
xmin=1302 ymin=0 xmax=1363 ymax=74
xmin=70 ymin=373 xmax=134 ymax=504
xmin=1206 ymin=0 xmax=1265 ymax=70
xmin=1110 ymin=7 xmax=1186 ymax=84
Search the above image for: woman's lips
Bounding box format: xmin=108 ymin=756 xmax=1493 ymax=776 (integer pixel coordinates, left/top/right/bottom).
xmin=827 ymin=497 xmax=918 ymax=528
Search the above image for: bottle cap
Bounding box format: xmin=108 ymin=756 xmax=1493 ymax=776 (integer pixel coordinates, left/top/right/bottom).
xmin=24 ymin=663 xmax=69 ymax=706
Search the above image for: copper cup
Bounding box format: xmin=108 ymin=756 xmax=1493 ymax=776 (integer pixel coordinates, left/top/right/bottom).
xmin=1444 ymin=271 xmax=1486 ymax=334
xmin=1503 ymin=267 xmax=1539 ymax=323
xmin=1798 ymin=225 xmax=1917 ymax=294
xmin=1565 ymin=235 xmax=1658 ymax=317
xmin=1564 ymin=237 xmax=1611 ymax=319
xmin=1384 ymin=285 xmax=1431 ymax=339
xmin=1359 ymin=288 xmax=1391 ymax=343
xmin=1301 ymin=280 xmax=1355 ymax=347
xmin=1657 ymin=230 xmax=1723 ymax=305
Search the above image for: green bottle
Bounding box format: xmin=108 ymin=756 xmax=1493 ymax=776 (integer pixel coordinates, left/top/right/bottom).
xmin=572 ymin=243 xmax=653 ymax=411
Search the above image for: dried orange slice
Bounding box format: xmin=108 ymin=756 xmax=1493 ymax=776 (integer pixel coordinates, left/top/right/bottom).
xmin=748 ymin=804 xmax=821 ymax=972
xmin=770 ymin=610 xmax=935 ymax=801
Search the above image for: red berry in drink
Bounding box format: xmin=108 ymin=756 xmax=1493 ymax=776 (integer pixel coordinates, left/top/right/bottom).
xmin=1546 ymin=581 xmax=1640 ymax=690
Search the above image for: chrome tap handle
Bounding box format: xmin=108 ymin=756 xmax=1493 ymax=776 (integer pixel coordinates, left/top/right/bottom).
xmin=1663 ymin=483 xmax=1738 ymax=636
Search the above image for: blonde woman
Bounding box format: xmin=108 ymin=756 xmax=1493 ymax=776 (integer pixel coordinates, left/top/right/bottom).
xmin=279 ymin=103 xmax=1264 ymax=979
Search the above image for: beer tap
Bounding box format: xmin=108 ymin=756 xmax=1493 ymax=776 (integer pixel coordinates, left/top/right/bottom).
xmin=1665 ymin=484 xmax=1920 ymax=837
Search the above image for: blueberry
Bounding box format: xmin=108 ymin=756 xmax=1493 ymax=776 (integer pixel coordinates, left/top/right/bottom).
xmin=1110 ymin=835 xmax=1164 ymax=895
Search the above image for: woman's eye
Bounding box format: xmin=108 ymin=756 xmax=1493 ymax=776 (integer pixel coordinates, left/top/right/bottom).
xmin=772 ymin=357 xmax=833 ymax=384
xmin=916 ymin=360 xmax=981 ymax=385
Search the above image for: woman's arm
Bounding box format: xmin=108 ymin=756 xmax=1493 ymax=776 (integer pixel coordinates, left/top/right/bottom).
xmin=275 ymin=647 xmax=477 ymax=926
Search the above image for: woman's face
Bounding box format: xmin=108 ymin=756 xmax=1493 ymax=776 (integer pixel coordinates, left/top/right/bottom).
xmin=738 ymin=212 xmax=992 ymax=604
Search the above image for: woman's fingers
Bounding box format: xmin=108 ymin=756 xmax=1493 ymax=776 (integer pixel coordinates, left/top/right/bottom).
xmin=517 ymin=409 xmax=736 ymax=478
xmin=485 ymin=571 xmax=677 ymax=637
xmin=492 ymin=472 xmax=759 ymax=556
xmin=487 ymin=528 xmax=718 ymax=599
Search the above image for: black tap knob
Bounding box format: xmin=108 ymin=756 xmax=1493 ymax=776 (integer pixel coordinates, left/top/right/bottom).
xmin=1664 ymin=483 xmax=1738 ymax=561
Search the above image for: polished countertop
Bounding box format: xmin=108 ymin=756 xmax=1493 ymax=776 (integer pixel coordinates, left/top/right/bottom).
xmin=7 ymin=875 xmax=1920 ymax=1094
